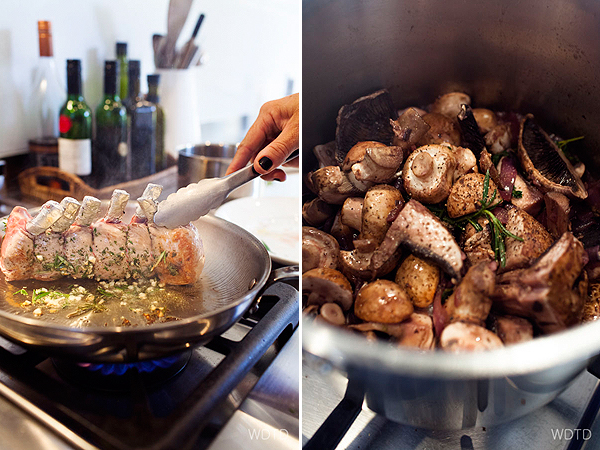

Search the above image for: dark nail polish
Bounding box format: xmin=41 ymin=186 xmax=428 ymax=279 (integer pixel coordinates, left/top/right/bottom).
xmin=258 ymin=156 xmax=273 ymax=171
xmin=274 ymin=177 xmax=282 ymax=182
xmin=251 ymin=165 xmax=259 ymax=175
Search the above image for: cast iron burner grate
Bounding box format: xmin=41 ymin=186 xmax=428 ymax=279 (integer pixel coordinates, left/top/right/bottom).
xmin=0 ymin=282 xmax=298 ymax=450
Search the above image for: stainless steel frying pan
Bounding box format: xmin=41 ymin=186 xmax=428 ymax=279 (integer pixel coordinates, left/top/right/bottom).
xmin=0 ymin=211 xmax=271 ymax=363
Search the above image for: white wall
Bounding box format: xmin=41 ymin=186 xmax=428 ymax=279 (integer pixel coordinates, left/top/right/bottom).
xmin=0 ymin=0 xmax=300 ymax=157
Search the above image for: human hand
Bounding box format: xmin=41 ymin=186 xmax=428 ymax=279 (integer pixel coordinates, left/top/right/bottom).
xmin=225 ymin=93 xmax=299 ymax=181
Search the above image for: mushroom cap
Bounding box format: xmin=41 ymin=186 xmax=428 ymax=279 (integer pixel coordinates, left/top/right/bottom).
xmin=302 ymin=198 xmax=336 ymax=227
xmin=302 ymin=227 xmax=340 ymax=273
xmin=344 ymin=141 xmax=404 ymax=184
xmin=472 ymin=108 xmax=498 ymax=134
xmin=419 ymin=113 xmax=461 ymax=146
xmin=431 ymin=92 xmax=471 ymax=121
xmin=308 ymin=165 xmax=361 ymax=204
xmin=302 ymin=268 xmax=353 ymax=311
xmin=361 ymin=184 xmax=403 ymax=245
xmin=340 ymin=197 xmax=364 ymax=232
xmin=403 ymin=144 xmax=457 ymax=204
xmin=354 ymin=279 xmax=414 ymax=323
xmin=447 ymin=172 xmax=501 ymax=218
xmin=440 ymin=322 xmax=503 ymax=352
xmin=395 ymin=254 xmax=440 ymax=308
xmin=336 ymin=89 xmax=397 ymax=160
xmin=518 ymin=114 xmax=587 ymax=199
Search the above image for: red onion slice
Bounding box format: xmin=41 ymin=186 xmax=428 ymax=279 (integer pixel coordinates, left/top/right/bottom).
xmin=499 ymin=156 xmax=518 ymax=201
xmin=432 ymin=287 xmax=449 ymax=336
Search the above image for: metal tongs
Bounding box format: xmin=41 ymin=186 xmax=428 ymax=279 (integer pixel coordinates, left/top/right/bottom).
xmin=154 ymin=150 xmax=299 ymax=228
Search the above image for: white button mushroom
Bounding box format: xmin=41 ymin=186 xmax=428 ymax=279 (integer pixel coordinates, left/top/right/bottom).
xmin=403 ymin=145 xmax=457 ymax=204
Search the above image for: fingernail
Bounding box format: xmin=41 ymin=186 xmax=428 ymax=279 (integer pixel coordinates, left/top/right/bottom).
xmin=274 ymin=177 xmax=283 ymax=182
xmin=258 ymin=157 xmax=273 ymax=171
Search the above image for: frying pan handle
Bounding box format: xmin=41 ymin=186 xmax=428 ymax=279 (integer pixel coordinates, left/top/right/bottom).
xmin=270 ymin=265 xmax=299 ymax=283
xmin=249 ymin=265 xmax=299 ymax=316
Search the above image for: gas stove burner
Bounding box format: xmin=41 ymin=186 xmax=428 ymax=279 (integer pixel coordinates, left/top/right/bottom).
xmin=79 ymin=354 xmax=182 ymax=376
xmin=52 ymin=350 xmax=192 ymax=391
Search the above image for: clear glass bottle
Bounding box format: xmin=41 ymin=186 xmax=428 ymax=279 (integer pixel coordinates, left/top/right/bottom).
xmin=28 ymin=21 xmax=66 ymax=157
xmin=125 ymin=61 xmax=156 ymax=179
xmin=146 ymin=74 xmax=165 ymax=172
xmin=58 ymin=59 xmax=92 ymax=176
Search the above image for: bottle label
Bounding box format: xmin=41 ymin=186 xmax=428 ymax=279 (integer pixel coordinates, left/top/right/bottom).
xmin=58 ymin=138 xmax=92 ymax=175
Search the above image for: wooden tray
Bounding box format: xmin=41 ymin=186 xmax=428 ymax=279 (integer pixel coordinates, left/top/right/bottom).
xmin=18 ymin=166 xmax=178 ymax=203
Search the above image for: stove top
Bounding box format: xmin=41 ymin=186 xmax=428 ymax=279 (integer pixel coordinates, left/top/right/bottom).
xmin=302 ymin=357 xmax=600 ymax=450
xmin=0 ymin=282 xmax=299 ymax=450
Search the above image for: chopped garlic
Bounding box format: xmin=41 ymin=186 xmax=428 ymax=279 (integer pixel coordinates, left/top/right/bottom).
xmin=33 ymin=308 xmax=42 ymax=316
xmin=36 ymin=254 xmax=43 ymax=261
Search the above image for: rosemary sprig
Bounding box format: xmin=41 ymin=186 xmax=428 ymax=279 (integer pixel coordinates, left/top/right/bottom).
xmin=150 ymin=250 xmax=167 ymax=272
xmin=428 ymin=170 xmax=523 ymax=267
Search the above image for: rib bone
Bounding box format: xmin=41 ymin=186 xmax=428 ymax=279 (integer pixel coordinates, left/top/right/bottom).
xmin=74 ymin=196 xmax=102 ymax=227
xmin=135 ymin=183 xmax=163 ymax=219
xmin=138 ymin=197 xmax=158 ymax=222
xmin=105 ymin=189 xmax=130 ymax=222
xmin=26 ymin=201 xmax=64 ymax=236
xmin=50 ymin=197 xmax=81 ymax=232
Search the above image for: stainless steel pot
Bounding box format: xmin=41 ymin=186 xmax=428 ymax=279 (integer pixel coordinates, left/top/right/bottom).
xmin=178 ymin=144 xmax=238 ymax=188
xmin=302 ymin=0 xmax=600 ymax=430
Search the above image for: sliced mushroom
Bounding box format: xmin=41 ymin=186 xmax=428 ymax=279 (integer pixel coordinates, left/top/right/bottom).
xmin=447 ymin=172 xmax=501 ymax=218
xmin=498 ymin=156 xmax=544 ymax=215
xmin=472 ymin=108 xmax=498 ymax=134
xmin=316 ymin=302 xmax=346 ymax=326
xmin=302 ymin=227 xmax=340 ymax=273
xmin=350 ymin=313 xmax=434 ymax=349
xmin=340 ymin=197 xmax=363 ymax=231
xmin=354 ymin=279 xmax=413 ymax=323
xmin=339 ymin=239 xmax=400 ymax=280
xmin=485 ymin=123 xmax=512 ymax=155
xmin=372 ymin=200 xmax=463 ymax=280
xmin=307 ymin=166 xmax=362 ymax=204
xmin=544 ymin=192 xmax=571 ymax=239
xmin=479 ymin=148 xmax=501 ymax=185
xmin=583 ymin=283 xmax=600 ymax=322
xmin=403 ymin=144 xmax=457 ymax=204
xmin=418 ymin=113 xmax=461 ymax=146
xmin=330 ymin=209 xmax=356 ymax=250
xmin=452 ymin=145 xmax=478 ymax=182
xmin=431 ymin=92 xmax=471 ymax=122
xmin=444 ymin=261 xmax=496 ymax=325
xmin=493 ymin=232 xmax=587 ymax=333
xmin=335 ymin=89 xmax=397 ymax=159
xmin=313 ymin=141 xmax=338 ymax=167
xmin=518 ymin=114 xmax=587 ymax=199
xmin=440 ymin=322 xmax=503 ymax=352
xmin=503 ymin=208 xmax=553 ymax=272
xmin=343 ymin=141 xmax=404 ymax=184
xmin=490 ymin=315 xmax=533 ymax=345
xmin=302 ymin=198 xmax=336 ymax=227
xmin=463 ymin=224 xmax=495 ymax=266
xmin=390 ymin=107 xmax=431 ymax=150
xmin=302 ymin=268 xmax=353 ymax=311
xmin=395 ymin=255 xmax=440 ymax=308
xmin=457 ymin=104 xmax=486 ymax=156
xmin=361 ymin=185 xmax=403 ymax=245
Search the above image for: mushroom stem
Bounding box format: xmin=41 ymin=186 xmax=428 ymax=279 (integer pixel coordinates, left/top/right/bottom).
xmin=412 ymin=152 xmax=434 ymax=178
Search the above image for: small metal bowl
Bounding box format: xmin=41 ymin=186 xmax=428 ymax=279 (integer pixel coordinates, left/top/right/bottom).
xmin=177 ymin=143 xmax=238 ymax=188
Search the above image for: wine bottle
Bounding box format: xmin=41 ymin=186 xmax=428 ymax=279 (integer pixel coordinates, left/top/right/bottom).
xmin=126 ymin=60 xmax=156 ymax=179
xmin=146 ymin=74 xmax=165 ymax=171
xmin=28 ymin=20 xmax=66 ymax=162
xmin=58 ymin=59 xmax=92 ymax=176
xmin=116 ymin=42 xmax=128 ymax=103
xmin=94 ymin=61 xmax=127 ymax=187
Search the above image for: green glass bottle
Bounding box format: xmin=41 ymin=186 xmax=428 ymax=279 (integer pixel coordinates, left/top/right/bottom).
xmin=125 ymin=61 xmax=156 ymax=179
xmin=58 ymin=59 xmax=92 ymax=176
xmin=146 ymin=74 xmax=165 ymax=171
xmin=116 ymin=42 xmax=128 ymax=103
xmin=93 ymin=60 xmax=127 ymax=187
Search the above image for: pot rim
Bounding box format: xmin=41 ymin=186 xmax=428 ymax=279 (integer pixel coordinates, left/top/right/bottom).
xmin=302 ymin=316 xmax=600 ymax=378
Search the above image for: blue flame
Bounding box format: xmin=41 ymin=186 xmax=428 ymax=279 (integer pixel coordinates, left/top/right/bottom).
xmin=78 ymin=355 xmax=180 ymax=375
